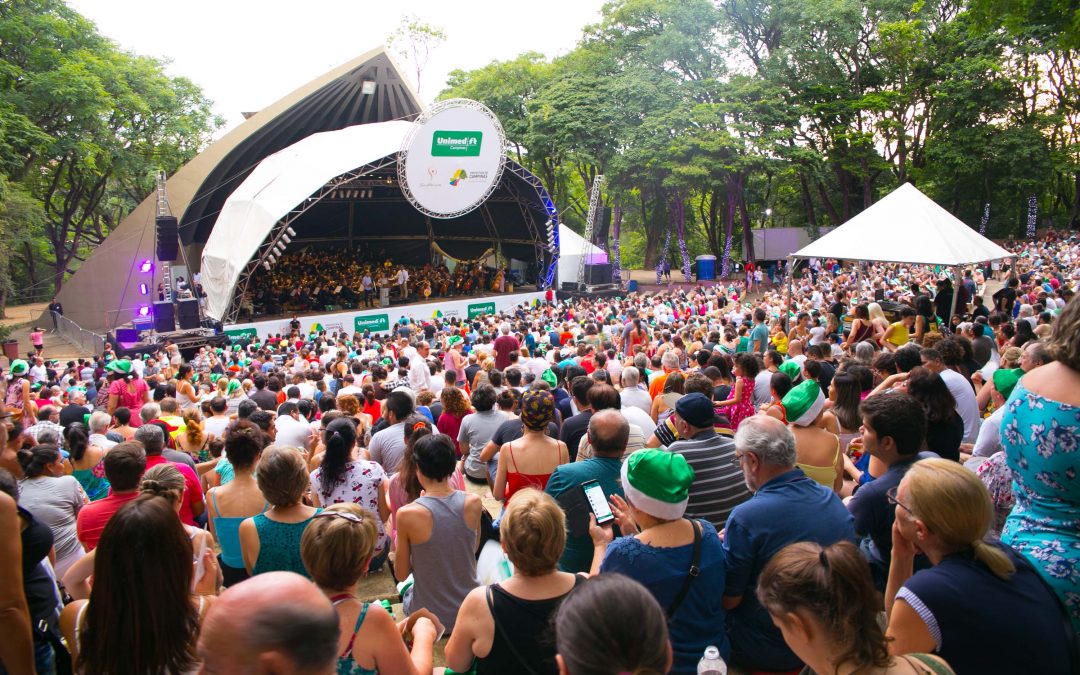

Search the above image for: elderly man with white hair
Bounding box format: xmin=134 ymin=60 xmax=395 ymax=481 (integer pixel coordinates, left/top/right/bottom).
xmin=88 ymin=411 xmax=117 ymax=450
xmin=619 ymin=366 xmax=652 ymax=415
xmin=493 ymin=321 xmax=520 ymax=371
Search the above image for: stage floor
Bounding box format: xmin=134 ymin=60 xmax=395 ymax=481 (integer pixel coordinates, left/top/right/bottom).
xmin=223 ymin=289 xmax=547 ymax=339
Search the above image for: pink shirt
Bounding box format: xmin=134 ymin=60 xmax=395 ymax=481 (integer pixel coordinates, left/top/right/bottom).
xmin=108 ymin=378 xmax=149 ymax=424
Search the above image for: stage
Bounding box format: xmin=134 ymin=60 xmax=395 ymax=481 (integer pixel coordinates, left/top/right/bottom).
xmin=222 ymin=290 xmax=547 ymax=340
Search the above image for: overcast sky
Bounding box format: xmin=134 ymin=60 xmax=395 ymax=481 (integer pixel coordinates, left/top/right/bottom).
xmin=67 ymin=0 xmax=606 ymax=132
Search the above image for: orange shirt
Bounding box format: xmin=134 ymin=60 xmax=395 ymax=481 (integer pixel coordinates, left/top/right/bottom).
xmin=648 ymin=371 xmax=670 ymax=400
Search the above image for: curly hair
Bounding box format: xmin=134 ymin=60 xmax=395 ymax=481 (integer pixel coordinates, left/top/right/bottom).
xmin=440 ymin=386 xmax=471 ymax=417
xmin=337 ymin=394 xmax=361 ymax=416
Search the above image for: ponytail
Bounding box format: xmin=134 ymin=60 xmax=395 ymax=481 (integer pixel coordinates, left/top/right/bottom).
xmin=972 ymin=539 xmax=1015 ymax=580
xmin=20 ymin=444 xmax=59 ymax=478
xmin=319 ymin=417 xmax=357 ymax=498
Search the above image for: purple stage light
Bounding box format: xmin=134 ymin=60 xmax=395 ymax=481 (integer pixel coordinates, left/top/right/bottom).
xmin=139 ymin=283 xmax=149 ymax=295
xmin=137 ymin=305 xmax=151 ymax=317
xmin=139 ymin=260 xmax=153 ymax=273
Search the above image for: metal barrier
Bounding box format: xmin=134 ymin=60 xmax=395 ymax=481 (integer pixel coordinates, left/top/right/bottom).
xmin=39 ymin=311 xmax=105 ymax=356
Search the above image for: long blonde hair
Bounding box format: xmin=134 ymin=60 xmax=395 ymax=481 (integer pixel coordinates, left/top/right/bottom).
xmin=903 ymin=458 xmax=1015 ymax=579
xmin=867 ymin=302 xmax=887 ymax=323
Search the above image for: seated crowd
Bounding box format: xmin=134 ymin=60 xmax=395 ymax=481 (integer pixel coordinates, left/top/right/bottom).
xmin=0 ymin=235 xmax=1077 ymax=675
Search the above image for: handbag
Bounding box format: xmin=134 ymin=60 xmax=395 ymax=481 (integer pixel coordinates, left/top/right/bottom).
xmin=666 ymin=518 xmax=703 ymax=619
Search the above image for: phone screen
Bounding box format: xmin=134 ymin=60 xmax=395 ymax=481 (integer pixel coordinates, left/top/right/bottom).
xmin=582 ymin=480 xmax=615 ymax=525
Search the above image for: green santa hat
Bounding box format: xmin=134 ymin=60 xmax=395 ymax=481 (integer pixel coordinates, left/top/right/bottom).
xmin=621 ymin=449 xmax=695 ymax=521
xmin=106 ymin=359 xmax=133 ymax=375
xmin=8 ymin=359 xmax=28 ymax=376
xmin=993 ymin=368 xmax=1023 ymax=401
xmin=783 ymin=380 xmax=826 ymax=427
xmin=778 ymin=359 xmax=802 ymax=380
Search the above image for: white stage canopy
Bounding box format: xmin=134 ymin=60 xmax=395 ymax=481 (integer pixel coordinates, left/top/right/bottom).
xmin=557 ymin=224 xmax=607 ymax=288
xmin=792 ymin=183 xmax=1012 ymax=266
xmin=201 ymin=120 xmax=413 ymax=321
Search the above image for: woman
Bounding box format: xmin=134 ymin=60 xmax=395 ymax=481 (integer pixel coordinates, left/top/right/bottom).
xmin=867 ymin=302 xmax=891 ymax=343
xmin=650 ymin=371 xmax=684 ymax=423
xmin=59 ymin=495 xmax=217 ymax=675
xmin=176 ymin=364 xmax=199 ymax=412
xmin=65 ymin=423 xmax=109 ymax=501
xmin=842 ymin=304 xmax=873 ymax=351
xmin=224 ymin=378 xmax=246 ymax=417
xmin=137 ymin=464 xmax=217 ymax=566
xmin=1000 ymin=297 xmax=1080 ymax=635
xmin=436 ymin=386 xmax=470 ymax=444
xmin=782 ymin=381 xmax=843 ymax=492
xmin=761 ymin=371 xmax=793 ymax=422
xmin=206 ymin=421 xmax=268 ymax=587
xmin=4 ymin=359 xmax=33 ymax=422
xmin=913 ymin=295 xmax=938 ymax=344
xmin=387 ymin=415 xmax=465 ymax=544
xmin=111 ymin=406 xmax=137 ymax=440
xmin=18 ymin=444 xmax=87 ymax=577
xmin=360 ymin=383 xmax=382 ymax=421
xmin=176 ymin=409 xmax=211 ymax=464
xmin=310 ymin=417 xmax=390 ymax=571
xmin=590 ymin=449 xmax=728 ymax=674
xmin=886 ymin=459 xmax=1070 ymax=673
xmin=106 ymin=360 xmax=148 ymax=422
xmin=881 ymin=308 xmax=917 ymax=352
xmin=904 ymin=368 xmax=963 ymax=462
xmin=493 ymin=390 xmax=568 ymax=503
xmin=444 ymin=336 xmax=468 ymax=387
xmin=337 ymin=394 xmax=372 ymax=437
xmin=301 ymin=503 xmax=438 ymax=675
xmin=394 ymin=433 xmax=482 ymax=632
xmin=554 ymin=574 xmax=672 ymax=675
xmin=239 ymin=445 xmax=321 ymax=577
xmin=446 ymin=489 xmax=584 ymax=674
xmin=758 ymin=541 xmax=954 ymax=675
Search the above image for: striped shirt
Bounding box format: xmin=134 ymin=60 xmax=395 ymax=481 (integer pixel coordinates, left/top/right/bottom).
xmin=668 ymin=430 xmax=751 ymax=529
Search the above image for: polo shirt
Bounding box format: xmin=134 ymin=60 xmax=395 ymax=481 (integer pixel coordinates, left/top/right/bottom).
xmin=545 ymin=456 xmax=623 ymax=573
xmin=749 ymin=322 xmax=769 ymax=354
xmin=667 ymin=430 xmax=749 ymax=529
xmin=144 ymin=455 xmax=203 ymax=526
xmin=647 ymin=371 xmax=670 ymax=400
xmin=847 ymin=455 xmax=919 ymax=565
xmin=723 ymin=469 xmax=855 ymax=672
xmin=76 ymin=490 xmax=140 ymax=551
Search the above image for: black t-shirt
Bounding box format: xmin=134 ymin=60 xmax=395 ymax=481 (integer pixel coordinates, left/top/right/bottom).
xmin=423 ymin=324 xmax=436 ymax=340
xmin=250 ymin=388 xmax=278 ymax=411
xmin=19 ymin=507 xmax=59 ymax=629
xmin=925 ymin=412 xmax=963 ymax=462
xmin=59 ymin=403 xmax=88 ymax=428
xmin=559 ymin=411 xmax=593 ymax=462
xmin=490 ymin=418 xmax=559 ymax=448
xmin=464 ymin=364 xmax=481 ymax=386
xmin=817 ymin=361 xmax=836 ymax=392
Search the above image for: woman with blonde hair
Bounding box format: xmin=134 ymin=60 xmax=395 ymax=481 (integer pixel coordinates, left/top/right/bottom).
xmin=867 ymin=302 xmax=890 ymax=343
xmin=758 ymin=541 xmax=954 ymax=675
xmin=446 ymin=488 xmax=583 ymax=674
xmin=301 ymin=503 xmax=438 ymax=675
xmin=886 ymin=458 xmax=1070 ymax=673
xmin=176 ymin=408 xmax=211 ymax=463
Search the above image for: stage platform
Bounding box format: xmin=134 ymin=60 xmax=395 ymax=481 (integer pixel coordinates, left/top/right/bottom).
xmin=222 ymin=290 xmax=547 ymax=340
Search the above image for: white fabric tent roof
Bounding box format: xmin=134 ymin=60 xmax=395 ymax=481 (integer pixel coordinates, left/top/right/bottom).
xmin=201 ymin=121 xmax=413 ymax=320
xmin=792 ymin=183 xmax=1012 ymax=266
xmin=556 ymin=224 xmax=606 ymax=286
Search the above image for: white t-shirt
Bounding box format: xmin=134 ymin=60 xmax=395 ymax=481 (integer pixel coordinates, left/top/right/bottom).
xmin=938 ymin=368 xmax=981 ymax=443
xmin=621 ymin=405 xmax=657 ymax=437
xmin=275 ymin=415 xmax=313 ymax=452
xmin=203 ymin=415 xmax=231 ymax=439
xmin=620 ymin=386 xmax=652 ymax=416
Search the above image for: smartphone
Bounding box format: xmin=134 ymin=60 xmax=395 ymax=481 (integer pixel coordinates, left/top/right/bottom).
xmin=581 ymin=480 xmax=615 ymax=526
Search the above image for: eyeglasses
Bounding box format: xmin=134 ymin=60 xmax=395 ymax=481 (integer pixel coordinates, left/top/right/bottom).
xmin=886 ymin=486 xmax=913 ymax=515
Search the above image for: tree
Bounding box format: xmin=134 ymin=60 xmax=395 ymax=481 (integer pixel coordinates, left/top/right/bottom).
xmin=387 ymin=15 xmax=446 ymax=96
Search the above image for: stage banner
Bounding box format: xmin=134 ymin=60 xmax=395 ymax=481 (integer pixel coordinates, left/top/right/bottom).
xmin=398 ymin=99 xmax=507 ymax=219
xmin=224 ymin=327 xmax=258 ymax=340
xmin=354 ymin=314 xmax=390 ymax=333
xmin=468 ymin=301 xmax=496 ymax=319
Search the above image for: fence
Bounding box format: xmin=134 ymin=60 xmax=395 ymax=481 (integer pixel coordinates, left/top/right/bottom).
xmin=39 ymin=310 xmax=105 ymax=356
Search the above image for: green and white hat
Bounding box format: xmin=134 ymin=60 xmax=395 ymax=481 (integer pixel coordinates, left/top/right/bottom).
xmin=106 ymin=359 xmax=133 ymax=375
xmin=783 ymin=380 xmax=825 ymax=427
xmin=621 ymin=449 xmax=695 ymax=521
xmin=8 ymin=359 xmax=28 ymax=376
xmin=778 ymin=359 xmax=802 ymax=380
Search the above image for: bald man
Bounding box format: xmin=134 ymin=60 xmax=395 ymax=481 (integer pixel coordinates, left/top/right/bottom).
xmin=197 ymin=571 xmax=339 ymax=675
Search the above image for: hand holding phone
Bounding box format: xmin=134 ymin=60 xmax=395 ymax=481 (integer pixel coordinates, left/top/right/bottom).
xmin=582 ymin=480 xmax=615 ymax=526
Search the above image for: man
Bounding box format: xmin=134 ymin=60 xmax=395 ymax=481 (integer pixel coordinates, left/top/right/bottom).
xmin=666 ymin=393 xmax=750 ymax=529
xmin=368 ymin=391 xmax=414 ymax=474
xmin=47 ymin=298 xmax=63 ymax=329
xmin=647 ymin=351 xmax=680 ymax=400
xmin=28 ymin=357 xmax=47 ymax=385
xmin=845 ymin=391 xmax=928 ymax=588
xmin=992 ymin=277 xmax=1019 ymax=314
xmin=134 ymin=424 xmax=204 ymax=526
xmin=619 ymin=366 xmax=652 ymax=415
xmin=196 ymin=571 xmax=341 ymax=675
xmin=87 ymin=411 xmax=117 ymax=450
xmin=274 ymin=402 xmax=313 ymax=453
xmin=249 ymin=375 xmax=278 ymax=412
xmin=546 ymin=409 xmax=627 ymax=573
xmin=203 ymin=397 xmax=231 ymax=439
xmin=59 ymin=388 xmax=91 ymax=428
xmin=575 ymin=385 xmax=646 ymax=461
xmin=396 ymin=265 xmax=409 ymax=299
xmin=25 ymin=406 xmax=65 ymax=449
xmin=970 ymin=322 xmax=995 ymax=368
xmin=492 ymin=323 xmax=520 ymax=371
xmin=408 ymin=342 xmax=433 ymax=392
xmin=723 ymin=415 xmax=855 ymax=672
xmin=76 ymin=441 xmax=147 ymax=551
xmin=920 ymin=346 xmax=980 ymax=442
xmin=749 ymin=308 xmax=770 ymax=355
xmin=559 ymin=377 xmax=595 ymax=462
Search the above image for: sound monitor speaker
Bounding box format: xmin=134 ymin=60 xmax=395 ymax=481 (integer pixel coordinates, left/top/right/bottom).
xmin=155 ymin=216 xmax=179 ymax=261
xmin=584 ymin=263 xmax=613 ymax=285
xmin=114 ymin=328 xmax=139 ymax=344
xmin=176 ymin=298 xmax=201 ymax=330
xmin=152 ymin=301 xmax=175 ymax=333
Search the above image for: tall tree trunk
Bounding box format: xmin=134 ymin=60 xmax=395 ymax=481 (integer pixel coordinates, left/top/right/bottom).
xmin=722 ymin=179 xmax=738 ymax=276
xmin=641 ymin=193 xmax=660 ymax=268
xmin=737 ymin=181 xmax=756 ymax=262
xmin=799 ymin=172 xmax=818 ymax=231
xmin=815 ymin=178 xmax=842 ymax=225
xmin=670 ymin=192 xmax=691 ymax=280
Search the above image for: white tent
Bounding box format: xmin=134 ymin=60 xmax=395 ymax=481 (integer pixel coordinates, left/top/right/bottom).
xmin=557 ymin=224 xmax=607 ymax=288
xmin=201 ymin=121 xmax=413 ymax=320
xmin=792 ymin=182 xmax=1011 ymax=265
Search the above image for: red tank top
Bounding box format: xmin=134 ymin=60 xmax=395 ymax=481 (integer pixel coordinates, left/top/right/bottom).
xmin=504 ymin=442 xmax=558 ymax=502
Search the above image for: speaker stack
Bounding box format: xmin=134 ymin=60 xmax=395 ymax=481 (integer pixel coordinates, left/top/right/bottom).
xmin=153 ymin=301 xmax=175 ymax=333
xmin=177 ymin=298 xmax=201 ymax=330
xmin=155 ymin=216 xmax=179 ymax=261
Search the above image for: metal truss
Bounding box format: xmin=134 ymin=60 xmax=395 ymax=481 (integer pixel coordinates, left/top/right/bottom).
xmin=505 ymin=162 xmax=559 ymax=288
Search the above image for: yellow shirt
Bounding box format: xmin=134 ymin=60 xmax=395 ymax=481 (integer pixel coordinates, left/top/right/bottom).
xmin=886 ymin=321 xmax=910 ymax=347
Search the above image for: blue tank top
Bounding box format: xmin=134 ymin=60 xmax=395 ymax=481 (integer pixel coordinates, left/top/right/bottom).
xmin=210 ymin=491 xmax=267 ymax=569
xmin=332 ymin=598 xmax=377 ymax=675
xmin=251 ymin=509 xmax=321 ymax=577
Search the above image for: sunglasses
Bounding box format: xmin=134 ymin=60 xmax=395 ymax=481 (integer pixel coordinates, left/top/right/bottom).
xmin=886 ymin=485 xmax=913 ymax=515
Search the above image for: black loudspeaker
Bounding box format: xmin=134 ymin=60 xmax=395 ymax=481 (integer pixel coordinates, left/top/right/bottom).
xmin=593 ymin=206 xmax=612 ymax=248
xmin=152 ymin=301 xmax=175 ymax=333
xmin=177 ymin=298 xmax=200 ymax=330
xmin=584 ymin=263 xmax=613 ymax=285
xmin=114 ymin=328 xmax=139 ymax=344
xmin=155 ymin=216 xmax=179 ymax=262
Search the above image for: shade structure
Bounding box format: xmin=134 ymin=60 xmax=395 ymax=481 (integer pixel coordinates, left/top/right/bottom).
xmin=556 ymin=224 xmax=607 ymax=288
xmin=201 ymin=121 xmax=412 ymax=320
xmin=792 ymin=183 xmax=1011 ymax=266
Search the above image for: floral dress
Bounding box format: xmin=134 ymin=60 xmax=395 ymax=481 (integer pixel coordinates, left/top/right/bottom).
xmin=719 ymin=376 xmax=756 ymax=430
xmin=1000 ymin=382 xmax=1080 ymax=633
xmin=311 ymin=460 xmax=388 ymax=552
xmin=72 ymin=459 xmax=111 ymax=502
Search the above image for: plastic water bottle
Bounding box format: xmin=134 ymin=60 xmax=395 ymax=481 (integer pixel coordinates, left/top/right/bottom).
xmin=697 ymin=645 xmax=727 ymax=675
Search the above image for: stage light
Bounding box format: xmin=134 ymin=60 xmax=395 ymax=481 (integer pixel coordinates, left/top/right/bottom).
xmin=139 ymin=283 xmax=149 ymax=295
xmin=361 ymin=80 xmax=377 ymax=95
xmin=281 ymin=234 xmax=291 ymax=244
xmin=274 ymin=242 xmax=286 ymax=255
xmin=137 ymin=305 xmax=150 ymax=317
xmin=263 ymin=261 xmax=272 ymax=271
xmin=139 ymin=259 xmax=153 ymax=273
xmin=286 ymin=227 xmax=296 ymax=237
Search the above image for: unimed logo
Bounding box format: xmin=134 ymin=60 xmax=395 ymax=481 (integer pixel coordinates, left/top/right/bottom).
xmin=432 ymin=131 xmax=483 ymax=157
xmin=467 ymin=302 xmax=496 ymax=319
xmin=225 ymin=327 xmax=257 ymax=340
xmin=354 ymin=314 xmax=390 ymax=333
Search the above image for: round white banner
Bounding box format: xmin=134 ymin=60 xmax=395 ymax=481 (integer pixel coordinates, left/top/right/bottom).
xmin=398 ymin=99 xmax=507 ymax=219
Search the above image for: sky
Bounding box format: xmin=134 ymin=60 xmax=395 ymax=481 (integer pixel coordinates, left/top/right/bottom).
xmin=67 ymin=0 xmax=608 ymax=133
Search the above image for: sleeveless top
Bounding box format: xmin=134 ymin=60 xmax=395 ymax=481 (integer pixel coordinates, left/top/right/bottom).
xmin=849 ymin=319 xmax=873 ymax=344
xmin=403 ymin=491 xmax=478 ymax=632
xmin=211 ymin=491 xmax=267 ymax=569
xmin=72 ymin=459 xmax=110 ymax=501
xmin=505 ymin=441 xmax=559 ymax=503
xmin=476 ymin=577 xmax=585 ymax=675
xmin=251 ymin=509 xmax=321 ymax=578
xmin=885 ymin=321 xmax=910 ymax=346
xmin=796 ymin=437 xmax=841 ymax=488
xmin=331 ymin=596 xmax=377 ymax=675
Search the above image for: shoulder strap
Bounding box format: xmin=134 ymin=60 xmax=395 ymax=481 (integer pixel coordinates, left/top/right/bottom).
xmin=486 ymin=586 xmax=543 ymax=675
xmin=666 ymin=519 xmax=702 ymax=619
xmin=210 ymin=490 xmax=222 ymax=518
xmin=902 ymin=653 xmax=956 ymax=675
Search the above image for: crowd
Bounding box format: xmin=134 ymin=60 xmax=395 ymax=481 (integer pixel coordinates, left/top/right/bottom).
xmin=0 ymin=234 xmax=1078 ymax=675
xmin=237 ymin=250 xmax=515 ymax=318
